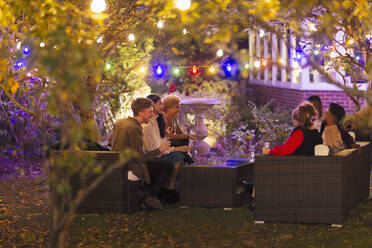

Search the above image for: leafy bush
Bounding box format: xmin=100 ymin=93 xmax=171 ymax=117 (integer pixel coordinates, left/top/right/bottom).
xmin=216 ymin=101 xmax=293 ymax=155
xmin=0 ymin=83 xmax=56 ymax=157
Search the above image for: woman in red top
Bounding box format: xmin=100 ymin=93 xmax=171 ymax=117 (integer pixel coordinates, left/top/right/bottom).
xmin=263 ymin=101 xmax=322 ymax=156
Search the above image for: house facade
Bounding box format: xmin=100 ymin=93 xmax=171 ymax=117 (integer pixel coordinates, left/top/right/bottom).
xmin=246 ymin=28 xmax=367 ymax=113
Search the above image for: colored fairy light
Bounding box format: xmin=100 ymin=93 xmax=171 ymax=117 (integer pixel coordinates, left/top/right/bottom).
xmin=279 ymin=58 xmax=285 ymax=65
xmin=91 ymin=0 xmax=106 ymax=13
xmin=157 ymin=21 xmax=164 ymax=29
xmin=128 ymin=33 xmax=135 ymax=41
xmin=156 ymin=65 xmax=163 ymax=75
xmin=140 ymin=66 xmax=145 ymax=73
xmin=262 ymin=60 xmax=267 ymax=67
xmin=16 ymin=42 xmax=21 ymax=50
xmin=39 ymin=42 xmax=45 ymax=47
xmin=23 ymin=46 xmax=30 ymax=55
xmin=173 ymin=67 xmax=180 ymax=75
xmin=314 ymin=49 xmax=320 ymax=55
xmin=244 ymin=63 xmax=249 ymax=69
xmin=347 ymin=39 xmax=355 ymax=45
xmin=209 ymin=65 xmax=215 ymax=73
xmin=183 ymin=28 xmax=188 ymax=35
xmin=356 ymin=56 xmax=360 ymax=60
xmin=222 ymin=58 xmax=238 ymax=77
xmin=191 ymin=65 xmax=198 ymax=75
xmin=216 ymin=49 xmax=223 ymax=57
xmin=105 ymin=62 xmax=111 ymax=70
xmin=175 ymin=0 xmax=191 ymax=11
xmin=254 ymin=60 xmax=260 ymax=68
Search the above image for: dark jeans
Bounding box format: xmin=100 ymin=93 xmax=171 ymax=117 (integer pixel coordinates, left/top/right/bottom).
xmin=142 ymin=160 xmax=173 ymax=197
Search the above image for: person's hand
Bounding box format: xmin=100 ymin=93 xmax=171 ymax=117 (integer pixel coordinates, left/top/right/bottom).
xmin=159 ymin=142 xmax=170 ymax=154
xmin=262 ymin=147 xmax=270 ymax=155
xmin=188 ymin=134 xmax=197 ymax=143
xmin=176 ymin=145 xmax=191 ymax=153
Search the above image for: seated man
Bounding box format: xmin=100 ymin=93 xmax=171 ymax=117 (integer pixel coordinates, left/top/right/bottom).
xmin=143 ymin=95 xmax=191 ymax=203
xmin=321 ymin=103 xmax=356 ymax=153
xmin=110 ymin=98 xmax=172 ymax=210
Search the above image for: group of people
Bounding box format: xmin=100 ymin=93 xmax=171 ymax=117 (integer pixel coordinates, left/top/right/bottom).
xmin=109 ymin=95 xmax=195 ymax=210
xmin=108 ymin=93 xmax=357 ymax=210
xmin=263 ymin=95 xmax=357 ymax=156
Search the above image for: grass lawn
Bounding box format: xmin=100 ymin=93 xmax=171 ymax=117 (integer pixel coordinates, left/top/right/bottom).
xmin=0 ymin=177 xmax=372 ymax=248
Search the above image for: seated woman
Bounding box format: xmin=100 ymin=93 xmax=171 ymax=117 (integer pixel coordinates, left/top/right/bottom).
xmin=263 ymin=101 xmax=322 ymax=156
xmin=142 ymin=94 xmax=190 ymax=202
xmin=162 ymin=95 xmax=197 ymax=145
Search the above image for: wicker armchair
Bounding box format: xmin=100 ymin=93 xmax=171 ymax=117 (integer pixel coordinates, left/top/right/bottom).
xmin=51 ymin=151 xmax=140 ymax=213
xmin=254 ymin=142 xmax=370 ymax=225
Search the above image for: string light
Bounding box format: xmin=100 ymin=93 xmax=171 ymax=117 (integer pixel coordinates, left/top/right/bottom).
xmin=259 ymin=29 xmax=265 ymax=38
xmin=173 ymin=67 xmax=180 ymax=75
xmin=191 ymin=65 xmax=198 ymax=75
xmin=16 ymin=42 xmax=21 ymax=50
xmin=254 ymin=60 xmax=260 ymax=68
xmin=140 ymin=66 xmax=145 ymax=73
xmin=128 ymin=33 xmax=135 ymax=41
xmin=157 ymin=21 xmax=164 ymax=29
xmin=96 ymin=36 xmax=103 ymax=43
xmin=105 ymin=62 xmax=111 ymax=70
xmin=156 ymin=65 xmax=163 ymax=76
xmin=244 ymin=63 xmax=249 ymax=69
xmin=175 ymin=0 xmax=191 ymax=11
xmin=262 ymin=60 xmax=267 ymax=67
xmin=23 ymin=46 xmax=30 ymax=55
xmin=209 ymin=65 xmax=216 ymax=73
xmin=183 ymin=28 xmax=188 ymax=35
xmin=314 ymin=49 xmax=320 ymax=55
xmin=90 ymin=0 xmax=106 ymax=13
xmin=278 ymin=58 xmax=285 ymax=65
xmin=347 ymin=39 xmax=355 ymax=45
xmin=216 ymin=49 xmax=223 ymax=57
xmin=39 ymin=42 xmax=45 ymax=47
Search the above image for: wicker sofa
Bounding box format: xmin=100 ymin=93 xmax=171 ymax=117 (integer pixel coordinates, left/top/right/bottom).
xmin=52 ymin=151 xmax=140 ymax=213
xmin=254 ymin=142 xmax=370 ymax=225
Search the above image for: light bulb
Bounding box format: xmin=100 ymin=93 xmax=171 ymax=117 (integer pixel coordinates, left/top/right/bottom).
xmin=175 ymin=0 xmax=191 ymax=11
xmin=156 ymin=66 xmax=162 ymax=75
xmin=183 ymin=28 xmax=188 ymax=35
xmin=259 ymin=29 xmax=265 ymax=38
xmin=128 ymin=33 xmax=135 ymax=41
xmin=254 ymin=60 xmax=260 ymax=68
xmin=157 ymin=21 xmax=164 ymax=29
xmin=105 ymin=62 xmax=111 ymax=70
xmin=140 ymin=66 xmax=145 ymax=73
xmin=173 ymin=67 xmax=180 ymax=75
xmin=39 ymin=42 xmax=45 ymax=47
xmin=96 ymin=36 xmax=103 ymax=43
xmin=308 ymin=23 xmax=317 ymax=32
xmin=226 ymin=64 xmax=232 ymax=71
xmin=91 ymin=0 xmax=106 ymax=13
xmin=216 ymin=49 xmax=223 ymax=57
xmin=209 ymin=66 xmax=215 ymax=73
xmin=244 ymin=63 xmax=249 ymax=69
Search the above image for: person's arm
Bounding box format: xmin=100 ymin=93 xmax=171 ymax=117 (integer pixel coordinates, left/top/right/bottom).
xmin=127 ymin=127 xmax=161 ymax=162
xmin=269 ymin=129 xmax=304 ymax=156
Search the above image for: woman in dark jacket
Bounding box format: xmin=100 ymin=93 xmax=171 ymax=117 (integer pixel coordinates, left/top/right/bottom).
xmin=263 ymin=101 xmax=322 ymax=156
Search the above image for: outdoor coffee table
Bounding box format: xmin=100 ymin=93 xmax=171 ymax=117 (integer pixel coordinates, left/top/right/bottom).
xmin=179 ymin=158 xmax=254 ymax=209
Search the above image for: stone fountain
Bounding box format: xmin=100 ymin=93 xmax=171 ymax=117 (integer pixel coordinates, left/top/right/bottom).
xmin=181 ymin=97 xmax=221 ymax=155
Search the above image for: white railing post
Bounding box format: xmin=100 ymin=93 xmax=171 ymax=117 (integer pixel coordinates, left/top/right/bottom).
xmin=256 ymin=31 xmax=261 ymax=80
xmin=272 ymin=33 xmax=278 ymax=84
xmin=289 ymin=30 xmax=297 ymax=83
xmin=264 ymin=33 xmax=269 ymax=83
xmin=280 ymin=27 xmax=287 ymax=82
xmin=249 ymin=30 xmax=254 ymax=81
